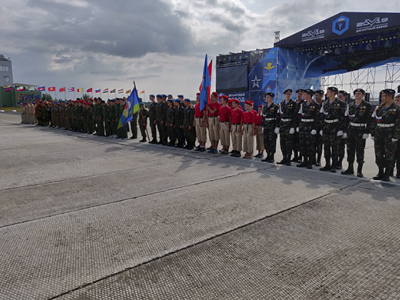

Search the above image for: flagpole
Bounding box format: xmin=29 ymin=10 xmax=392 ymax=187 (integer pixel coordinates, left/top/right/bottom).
xmin=65 ymin=90 xmax=66 ymax=100
xmin=55 ymin=89 xmax=57 ymax=101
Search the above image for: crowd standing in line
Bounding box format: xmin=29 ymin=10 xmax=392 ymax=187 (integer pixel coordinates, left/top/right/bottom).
xmin=19 ymin=89 xmax=400 ymax=182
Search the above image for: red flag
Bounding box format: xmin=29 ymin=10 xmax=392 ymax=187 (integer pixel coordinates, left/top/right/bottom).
xmin=87 ymin=88 xmax=93 ymax=93
xmin=48 ymin=87 xmax=55 ymax=92
xmin=199 ymin=60 xmax=212 ymax=104
xmin=59 ymin=87 xmax=66 ymax=92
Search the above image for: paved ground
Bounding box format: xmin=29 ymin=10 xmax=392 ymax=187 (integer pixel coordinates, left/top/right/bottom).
xmin=1 ymin=113 xmax=399 ymax=300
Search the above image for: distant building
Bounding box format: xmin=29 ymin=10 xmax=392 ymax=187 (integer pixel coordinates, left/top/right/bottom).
xmin=0 ymin=54 xmax=13 ymax=87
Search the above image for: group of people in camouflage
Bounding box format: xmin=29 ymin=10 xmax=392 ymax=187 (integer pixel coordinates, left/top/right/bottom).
xmin=19 ymin=88 xmax=400 ymax=182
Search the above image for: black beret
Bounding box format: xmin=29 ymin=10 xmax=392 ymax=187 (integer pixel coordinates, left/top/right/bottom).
xmin=381 ymin=89 xmax=396 ymax=96
xmin=284 ymin=89 xmax=292 ymax=94
xmin=353 ymin=89 xmax=365 ymax=95
xmin=265 ymin=92 xmax=275 ymax=97
xmin=304 ymin=89 xmax=314 ymax=96
xmin=327 ymin=87 xmax=338 ymax=93
xmin=314 ymin=90 xmax=324 ymax=95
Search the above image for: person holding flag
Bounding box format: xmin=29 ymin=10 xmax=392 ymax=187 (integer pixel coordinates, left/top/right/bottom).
xmin=117 ymin=81 xmax=141 ymax=140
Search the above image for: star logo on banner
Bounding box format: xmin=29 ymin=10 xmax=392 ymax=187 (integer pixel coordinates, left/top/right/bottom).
xmin=252 ymin=75 xmax=261 ymax=88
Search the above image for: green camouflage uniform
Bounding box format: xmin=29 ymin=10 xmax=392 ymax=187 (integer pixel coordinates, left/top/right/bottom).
xmin=277 ymin=99 xmax=298 ymax=163
xmin=104 ymin=104 xmax=113 ymax=136
xmin=138 ymin=107 xmax=148 ymax=139
xmin=148 ymin=102 xmax=157 ymax=142
xmin=156 ymin=102 xmax=166 ymax=143
xmin=166 ymin=105 xmax=176 ymax=145
xmin=183 ymin=104 xmax=195 ymax=147
xmin=131 ymin=112 xmax=138 ymax=138
xmin=174 ymin=104 xmax=184 ymax=147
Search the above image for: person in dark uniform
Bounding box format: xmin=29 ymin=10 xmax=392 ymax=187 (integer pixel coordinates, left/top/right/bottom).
xmin=393 ymin=93 xmax=400 ymax=178
xmin=261 ymin=92 xmax=279 ymax=163
xmin=138 ymin=102 xmax=148 ymax=142
xmin=296 ymin=89 xmax=321 ymax=169
xmin=166 ymin=99 xmax=176 ymax=146
xmin=341 ymin=88 xmax=373 ymax=178
xmin=337 ymin=90 xmax=348 ymax=170
xmin=183 ymin=99 xmax=195 ymax=149
xmin=319 ymin=87 xmax=346 ymax=172
xmin=371 ymin=89 xmax=400 ymax=181
xmin=276 ymin=89 xmax=298 ymax=166
xmin=155 ymin=95 xmax=165 ymax=145
xmin=292 ymin=89 xmax=304 ymax=163
xmin=314 ymin=90 xmax=324 ymax=166
xmin=174 ymin=99 xmax=185 ymax=148
xmin=148 ymin=95 xmax=157 ymax=143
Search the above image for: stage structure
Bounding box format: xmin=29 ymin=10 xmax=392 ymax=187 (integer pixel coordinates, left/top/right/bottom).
xmin=216 ymin=12 xmax=400 ymax=108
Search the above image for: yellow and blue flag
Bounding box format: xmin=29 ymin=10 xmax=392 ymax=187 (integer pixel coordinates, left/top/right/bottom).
xmin=118 ymin=86 xmax=140 ymax=129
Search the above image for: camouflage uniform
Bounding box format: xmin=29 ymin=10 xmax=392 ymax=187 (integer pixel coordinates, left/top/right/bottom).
xmin=104 ymin=104 xmax=113 ymax=137
xmin=277 ymin=99 xmax=298 ymax=165
xmin=131 ymin=112 xmax=138 ymax=139
xmin=148 ymin=102 xmax=157 ymax=142
xmin=138 ymin=107 xmax=148 ymax=140
xmin=320 ymin=98 xmax=346 ymax=170
xmin=156 ymin=101 xmax=166 ymax=144
xmin=344 ymin=100 xmax=372 ymax=171
xmin=96 ymin=104 xmax=105 ymax=136
xmin=183 ymin=104 xmax=195 ymax=149
xmin=261 ymin=102 xmax=279 ymax=162
xmin=174 ymin=104 xmax=185 ymax=147
xmin=166 ymin=105 xmax=176 ymax=146
xmin=297 ymin=101 xmax=321 ymax=168
xmin=371 ymin=102 xmax=400 ymax=176
xmin=292 ymin=99 xmax=304 ymax=161
xmin=87 ymin=105 xmax=94 ymax=134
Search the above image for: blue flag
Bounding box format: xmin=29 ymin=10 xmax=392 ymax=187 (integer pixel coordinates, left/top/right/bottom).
xmin=199 ymin=54 xmax=211 ymax=111
xmin=118 ymin=86 xmax=140 ymax=129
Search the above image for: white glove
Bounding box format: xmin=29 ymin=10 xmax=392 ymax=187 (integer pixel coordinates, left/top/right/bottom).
xmin=392 ymin=138 xmax=399 ymax=143
xmin=289 ymin=128 xmax=295 ymax=135
xmin=319 ymin=130 xmax=323 ymax=136
xmin=342 ymin=133 xmax=347 ymax=139
xmin=274 ymin=127 xmax=280 ymax=135
xmin=362 ymin=133 xmax=369 ymax=139
xmin=371 ymin=136 xmax=374 ymax=141
xmin=337 ymin=130 xmax=343 ymax=137
xmin=296 ymin=127 xmax=299 ymax=133
xmin=311 ymin=129 xmax=317 ymax=135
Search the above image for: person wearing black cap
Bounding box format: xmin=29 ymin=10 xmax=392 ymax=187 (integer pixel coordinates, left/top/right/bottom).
xmin=337 ymin=90 xmax=349 ymax=169
xmin=104 ymin=100 xmax=113 ymax=137
xmin=261 ymin=92 xmax=279 ymax=163
xmin=314 ymin=90 xmax=325 ymax=166
xmin=148 ymin=95 xmax=157 ymax=143
xmin=166 ymin=99 xmax=176 ymax=146
xmin=183 ymin=99 xmax=195 ymax=149
xmin=370 ymin=89 xmax=400 ymax=181
xmin=174 ymin=99 xmax=185 ymax=148
xmin=292 ymin=89 xmax=304 ymax=163
xmin=138 ymin=102 xmax=148 ymax=142
xmin=319 ymin=87 xmax=346 ymax=172
xmin=341 ymin=88 xmax=372 ymax=177
xmin=276 ymin=89 xmax=298 ymax=166
xmin=296 ymin=89 xmax=321 ymax=169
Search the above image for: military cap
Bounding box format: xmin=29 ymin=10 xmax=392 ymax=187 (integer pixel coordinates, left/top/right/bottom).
xmin=178 ymin=95 xmax=184 ymax=98
xmin=211 ymin=92 xmax=219 ymax=98
xmin=232 ymin=99 xmax=240 ymax=104
xmin=327 ymin=87 xmax=338 ymax=93
xmin=249 ymin=100 xmax=254 ymax=105
xmin=314 ymin=90 xmax=324 ymax=95
xmin=149 ymin=94 xmax=155 ymax=98
xmin=140 ymin=102 xmax=145 ymax=106
xmin=175 ymin=99 xmax=181 ymax=103
xmin=258 ymin=105 xmax=263 ymax=108
xmin=168 ymin=94 xmax=173 ymax=97
xmin=284 ymin=89 xmax=292 ymax=94
xmin=265 ymin=92 xmax=275 ymax=97
xmin=381 ymin=89 xmax=396 ymax=96
xmin=220 ymin=95 xmax=229 ymax=101
xmin=244 ymin=100 xmax=252 ymax=106
xmin=156 ymin=94 xmax=162 ymax=98
xmin=352 ymin=88 xmax=365 ymax=95
xmin=228 ymin=99 xmax=233 ymax=105
xmin=338 ymin=90 xmax=348 ymax=95
xmin=296 ymin=89 xmax=304 ymax=93
xmin=167 ymin=99 xmax=174 ymax=102
xmin=162 ymin=94 xmax=167 ymax=98
xmin=196 ymin=93 xmax=200 ymax=96
xmin=184 ymin=98 xmax=191 ymax=102
xmin=304 ymin=89 xmax=314 ymax=96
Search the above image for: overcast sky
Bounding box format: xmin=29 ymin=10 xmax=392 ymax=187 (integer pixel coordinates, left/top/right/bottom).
xmin=1 ymin=0 xmax=399 ymax=100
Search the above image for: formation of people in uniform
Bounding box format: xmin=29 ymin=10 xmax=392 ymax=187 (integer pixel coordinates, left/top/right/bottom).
xmin=19 ymin=88 xmax=400 ymax=182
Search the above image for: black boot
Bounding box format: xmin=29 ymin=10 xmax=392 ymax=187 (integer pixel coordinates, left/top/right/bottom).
xmin=357 ymin=162 xmax=364 ymax=178
xmin=297 ymin=157 xmax=308 ymax=168
xmin=331 ymin=160 xmax=337 ymax=173
xmin=277 ymin=155 xmax=287 ymax=164
xmin=341 ymin=162 xmax=354 ymax=175
xmin=382 ymin=167 xmax=392 ymax=182
xmin=139 ymin=138 xmax=146 ymax=143
xmin=291 ymin=152 xmax=299 ymax=162
xmin=316 ymin=153 xmax=321 ymax=166
xmin=336 ymin=157 xmax=343 ymax=170
xmin=285 ymin=155 xmax=291 ymax=166
xmin=261 ymin=153 xmax=270 ymax=162
xmin=373 ymin=167 xmax=385 ymax=180
xmin=307 ymin=156 xmax=313 ymax=169
xmin=320 ymin=160 xmax=331 ymax=171
xmin=267 ymin=154 xmax=275 ymax=163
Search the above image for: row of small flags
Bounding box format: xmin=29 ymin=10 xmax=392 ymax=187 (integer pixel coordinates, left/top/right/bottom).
xmin=3 ymin=85 xmax=145 ymax=96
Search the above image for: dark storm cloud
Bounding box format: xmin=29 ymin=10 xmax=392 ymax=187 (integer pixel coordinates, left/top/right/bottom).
xmin=18 ymin=0 xmax=196 ymax=58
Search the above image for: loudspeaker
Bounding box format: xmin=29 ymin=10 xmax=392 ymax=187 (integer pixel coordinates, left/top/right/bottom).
xmin=397 ymin=85 xmax=400 ymax=93
xmin=364 ymin=93 xmax=370 ymax=102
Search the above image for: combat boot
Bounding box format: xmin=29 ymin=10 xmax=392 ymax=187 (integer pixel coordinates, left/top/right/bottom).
xmin=291 ymin=152 xmax=299 ymax=162
xmin=357 ymin=162 xmax=364 ymax=178
xmin=320 ymin=163 xmax=331 ymax=171
xmin=267 ymin=154 xmax=275 ymax=163
xmin=277 ymin=157 xmax=287 ymax=165
xmin=382 ymin=167 xmax=392 ymax=182
xmin=297 ymin=158 xmax=308 ymax=168
xmin=331 ymin=160 xmax=337 ymax=173
xmin=373 ymin=167 xmax=385 ymax=180
xmin=336 ymin=157 xmax=343 ymax=170
xmin=139 ymin=138 xmax=146 ymax=143
xmin=341 ymin=163 xmax=354 ymax=175
xmin=261 ymin=153 xmax=270 ymax=162
xmin=307 ymin=156 xmax=313 ymax=169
